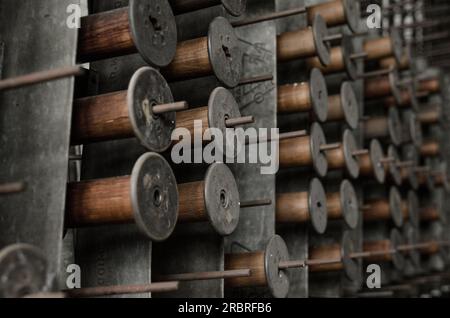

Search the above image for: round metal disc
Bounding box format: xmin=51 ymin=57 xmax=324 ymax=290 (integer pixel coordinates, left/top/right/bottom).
xmin=308 ymin=178 xmax=328 ymax=234
xmin=340 ymin=180 xmax=359 ymax=230
xmin=342 ymin=35 xmax=359 ymax=81
xmin=312 ymin=15 xmax=331 ymax=67
xmin=343 ymin=0 xmax=361 ymax=33
xmin=131 ymin=152 xmax=179 ymax=242
xmin=208 ymin=87 xmax=241 ymax=155
xmin=341 ymin=82 xmax=360 ymax=129
xmin=402 ymin=144 xmax=419 ymax=190
xmin=403 ymin=222 xmax=421 ymax=268
xmin=204 ymin=163 xmax=240 ymax=236
xmin=265 ymin=235 xmax=290 ymax=298
xmin=341 ymin=231 xmax=360 ymax=282
xmin=129 ymin=0 xmax=177 ymax=68
xmin=390 ymin=28 xmax=404 ymax=65
xmin=387 ymin=108 xmax=403 ymax=146
xmin=310 ymin=123 xmax=328 ymax=177
xmin=390 ymin=229 xmax=406 ymax=270
xmin=389 ymin=70 xmax=403 ymax=105
xmin=343 ymin=130 xmax=360 ymax=179
xmin=221 ymin=0 xmax=247 ymax=16
xmin=407 ymin=191 xmax=419 ymax=228
xmin=309 ymin=68 xmax=329 ymax=122
xmin=405 ymin=112 xmax=423 ymax=148
xmin=128 ymin=67 xmax=175 ymax=152
xmin=0 ymin=244 xmax=47 ymax=298
xmin=407 ymin=83 xmax=420 ymax=112
xmin=370 ymin=140 xmax=386 ymax=184
xmin=388 ymin=146 xmax=402 ymax=186
xmin=208 ymin=17 xmax=243 ymax=88
xmin=389 ymin=187 xmax=403 ymax=228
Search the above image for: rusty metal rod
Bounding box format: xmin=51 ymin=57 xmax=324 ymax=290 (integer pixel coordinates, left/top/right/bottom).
xmin=0 ymin=182 xmax=26 ymax=194
xmin=157 ymin=269 xmax=251 ymax=282
xmin=380 ymin=157 xmax=395 ymax=164
xmin=320 ymin=143 xmax=341 ymax=152
xmin=279 ymin=258 xmax=342 ymax=270
xmin=358 ymin=67 xmax=394 ymax=79
xmin=239 ymin=74 xmax=274 ymax=86
xmin=246 ymin=130 xmax=308 ymax=145
xmin=61 ymin=281 xmax=179 ymax=298
xmin=152 ymin=101 xmax=189 ymax=115
xmin=240 ymin=199 xmax=273 ymax=208
xmin=232 ymin=7 xmax=307 ymax=27
xmin=323 ymin=34 xmax=343 ymax=42
xmin=353 ymin=149 xmax=370 ymax=157
xmin=350 ymin=52 xmax=369 ymax=60
xmin=0 ymin=66 xmax=84 ymax=92
xmin=225 ymin=116 xmax=255 ymax=128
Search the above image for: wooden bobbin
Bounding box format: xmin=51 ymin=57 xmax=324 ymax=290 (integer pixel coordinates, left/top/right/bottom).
xmin=379 ymin=51 xmax=411 ymax=71
xmin=327 ymin=82 xmax=360 ymax=129
xmin=306 ymin=35 xmax=360 ymax=81
xmin=277 ymin=68 xmax=328 ymax=122
xmin=327 ymin=180 xmax=359 ymax=229
xmin=162 ymin=17 xmax=242 ymax=88
xmin=66 ymin=153 xmax=179 ymax=242
xmin=363 ymin=229 xmax=405 ymax=270
xmin=419 ymin=241 xmax=442 ymax=256
xmin=383 ymin=88 xmax=416 ymax=109
xmin=363 ymin=29 xmax=403 ymax=63
xmin=365 ymin=70 xmax=402 ymax=103
xmin=421 ymin=140 xmax=441 ymax=157
xmin=279 ymin=123 xmax=328 ymax=177
xmin=402 ymin=111 xmax=423 ymax=147
xmin=306 ymin=0 xmax=360 ymax=32
xmin=420 ymin=206 xmax=442 ymax=223
xmin=77 ymin=0 xmax=177 ymax=67
xmin=403 ymin=222 xmax=421 ymax=267
xmin=277 ymin=15 xmax=331 ymax=66
xmin=417 ymin=159 xmax=435 ymax=192
xmin=309 ymin=231 xmax=359 ymax=281
xmin=72 ymin=67 xmax=176 ymax=152
xmin=419 ymin=78 xmax=441 ymax=94
xmin=363 ymin=187 xmax=403 ymax=227
xmin=276 ymin=178 xmax=328 ymax=234
xmin=400 ymin=144 xmax=419 ymax=190
xmin=385 ymin=146 xmax=402 ymax=186
xmin=225 ymin=235 xmax=290 ymax=298
xmin=417 ymin=105 xmax=442 ymax=125
xmin=175 ymin=87 xmax=241 ymax=142
xmin=401 ymin=191 xmax=419 ymax=228
xmin=364 ymin=108 xmax=402 ymax=146
xmin=359 ymin=139 xmax=386 ymax=184
xmin=325 ymin=130 xmax=360 ymax=179
xmin=178 ymin=163 xmax=240 ymax=236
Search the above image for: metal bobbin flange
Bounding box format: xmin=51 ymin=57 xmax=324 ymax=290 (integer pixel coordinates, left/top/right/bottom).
xmin=0 ymin=244 xmax=48 ymax=298
xmin=204 ymin=163 xmax=240 ymax=236
xmin=129 ymin=0 xmax=178 ymax=67
xmin=131 ymin=152 xmax=179 ymax=241
xmin=309 ymin=178 xmax=328 ymax=234
xmin=128 ymin=66 xmax=176 ymax=152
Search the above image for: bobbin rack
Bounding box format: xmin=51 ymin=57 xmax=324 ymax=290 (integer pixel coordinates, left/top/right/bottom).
xmin=1 ymin=0 xmax=450 ymax=298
